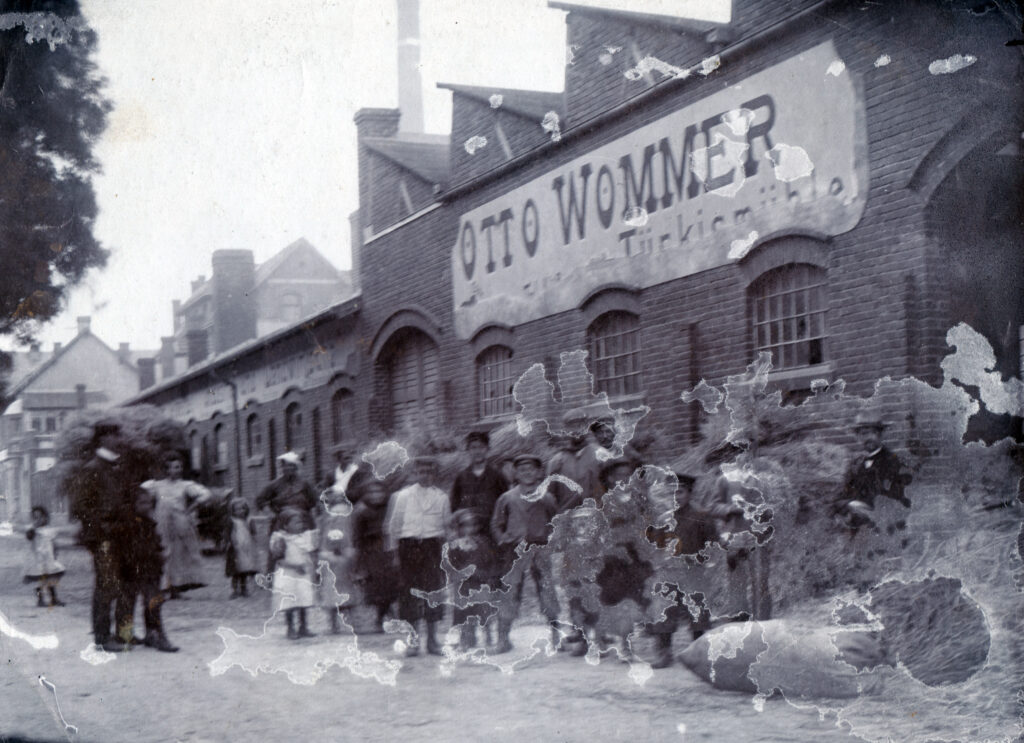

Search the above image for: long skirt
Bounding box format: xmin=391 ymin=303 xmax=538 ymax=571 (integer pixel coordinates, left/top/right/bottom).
xmin=159 ymin=509 xmax=206 ymax=590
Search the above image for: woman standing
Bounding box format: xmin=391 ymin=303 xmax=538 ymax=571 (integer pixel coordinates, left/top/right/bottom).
xmin=145 ymin=452 xmax=211 ymax=598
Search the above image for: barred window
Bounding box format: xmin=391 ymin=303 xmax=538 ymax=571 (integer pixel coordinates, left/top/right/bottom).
xmin=587 ymin=311 xmax=643 ymax=397
xmin=214 ymin=422 xmax=227 ymax=467
xmin=750 ymin=263 xmax=827 ymax=370
xmin=477 ymin=345 xmax=515 ymax=419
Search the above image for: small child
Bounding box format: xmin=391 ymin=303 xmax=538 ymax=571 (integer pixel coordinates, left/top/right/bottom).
xmin=448 ymin=510 xmax=501 ymax=650
xmin=23 ymin=506 xmax=65 ymax=608
xmin=120 ymin=485 xmax=178 ymax=651
xmin=269 ymin=507 xmax=318 ymax=640
xmin=319 ymin=488 xmax=360 ymax=635
xmin=224 ymin=499 xmax=258 ymax=598
xmin=352 ymin=480 xmax=399 ymax=633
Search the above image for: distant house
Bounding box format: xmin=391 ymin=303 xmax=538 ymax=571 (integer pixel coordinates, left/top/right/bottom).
xmin=146 ymin=239 xmax=352 ymax=387
xmin=0 ymin=317 xmax=148 ymax=523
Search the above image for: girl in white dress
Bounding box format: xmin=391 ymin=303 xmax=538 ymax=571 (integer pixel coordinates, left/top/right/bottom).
xmin=23 ymin=506 xmax=66 ymax=607
xmin=269 ymin=508 xmax=319 ymax=639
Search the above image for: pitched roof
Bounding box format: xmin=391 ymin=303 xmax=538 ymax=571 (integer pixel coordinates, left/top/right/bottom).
xmin=437 ymin=83 xmax=565 ymax=121
xmin=361 ymin=133 xmax=450 ymax=185
xmin=4 ymin=330 xmax=135 ymax=403
xmin=547 ymin=1 xmax=723 ymax=33
xmin=254 ymin=237 xmax=340 ymax=286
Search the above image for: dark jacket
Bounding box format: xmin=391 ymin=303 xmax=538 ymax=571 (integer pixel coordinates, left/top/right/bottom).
xmin=839 ymin=447 xmax=912 ymax=509
xmin=257 ymin=475 xmax=318 ymax=515
xmin=450 ymin=464 xmax=508 ymax=522
xmin=122 ymin=513 xmax=165 ymax=585
xmin=71 ymin=456 xmax=132 ymax=549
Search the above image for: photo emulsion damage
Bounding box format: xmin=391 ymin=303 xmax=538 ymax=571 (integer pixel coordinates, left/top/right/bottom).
xmin=1 ymin=1 xmax=1022 ymax=741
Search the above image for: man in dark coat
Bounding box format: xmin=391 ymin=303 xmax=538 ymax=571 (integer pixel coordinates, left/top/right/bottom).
xmin=70 ymin=422 xmax=134 ymax=652
xmin=832 ymin=413 xmax=912 ymax=535
xmin=257 ymin=451 xmax=319 ymax=517
xmin=450 ymin=431 xmax=508 ymax=523
xmin=320 ymin=444 xmax=371 ymax=504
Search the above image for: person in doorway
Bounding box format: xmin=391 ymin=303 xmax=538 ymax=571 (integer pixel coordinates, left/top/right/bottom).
xmin=385 ymin=456 xmax=451 ymax=656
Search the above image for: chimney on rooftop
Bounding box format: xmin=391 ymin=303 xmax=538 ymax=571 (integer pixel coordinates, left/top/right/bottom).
xmin=28 ymin=343 xmax=40 ymax=362
xmin=159 ymin=336 xmax=176 ymax=380
xmin=396 ymin=0 xmax=424 ymax=133
xmin=118 ymin=343 xmax=130 ymax=364
xmin=77 ymin=316 xmax=90 ymax=335
xmin=137 ymin=358 xmax=156 ymax=391
xmin=191 ymin=275 xmax=206 ymax=294
xmin=211 ymin=250 xmax=257 ymax=354
xmin=172 ymin=300 xmax=182 ymax=332
xmin=53 ymin=342 xmax=61 ymax=354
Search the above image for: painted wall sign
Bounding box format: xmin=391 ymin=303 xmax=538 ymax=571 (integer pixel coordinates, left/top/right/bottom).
xmin=158 ymin=334 xmax=356 ymax=423
xmin=451 ymin=40 xmax=868 ymax=339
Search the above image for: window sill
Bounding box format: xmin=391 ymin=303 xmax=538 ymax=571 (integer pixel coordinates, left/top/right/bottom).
xmin=765 ymin=363 xmax=834 ymax=392
xmin=246 ymin=455 xmax=264 ymax=468
xmin=600 ymin=391 xmax=648 ymax=411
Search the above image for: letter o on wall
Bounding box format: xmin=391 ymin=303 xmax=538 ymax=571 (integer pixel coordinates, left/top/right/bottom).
xmin=461 ymin=221 xmax=476 ymax=280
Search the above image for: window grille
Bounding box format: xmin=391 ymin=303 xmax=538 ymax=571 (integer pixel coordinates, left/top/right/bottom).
xmin=750 ymin=264 xmax=827 ymax=370
xmin=587 ymin=311 xmax=643 ymax=397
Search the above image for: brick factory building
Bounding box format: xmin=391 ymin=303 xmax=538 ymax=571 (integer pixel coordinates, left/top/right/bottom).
xmin=132 ymin=0 xmax=1022 ymax=495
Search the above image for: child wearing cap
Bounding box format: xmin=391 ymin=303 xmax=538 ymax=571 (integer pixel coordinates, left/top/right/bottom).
xmin=490 ymin=453 xmax=560 ymax=653
xmin=353 ymin=479 xmax=399 ymax=632
xmin=448 ymin=510 xmax=501 ymax=650
xmin=385 ymin=456 xmax=452 ymax=656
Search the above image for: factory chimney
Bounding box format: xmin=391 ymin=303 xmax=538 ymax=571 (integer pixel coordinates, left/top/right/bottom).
xmin=396 ymin=0 xmax=424 ymax=133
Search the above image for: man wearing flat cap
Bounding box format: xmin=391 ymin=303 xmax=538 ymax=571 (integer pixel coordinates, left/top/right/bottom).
xmin=450 ymin=430 xmax=509 ymax=525
xmin=832 ymin=412 xmax=912 ymax=534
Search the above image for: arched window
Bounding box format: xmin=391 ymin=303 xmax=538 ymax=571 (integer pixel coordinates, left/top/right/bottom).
xmin=477 ymin=345 xmax=515 ymax=419
xmin=311 ymin=407 xmax=323 ymax=483
xmin=213 ymin=422 xmax=227 ymax=467
xmin=331 ymin=388 xmax=354 ymax=444
xmin=586 ymin=311 xmax=642 ymax=397
xmin=281 ymin=293 xmax=302 ymax=322
xmin=189 ymin=431 xmax=200 ymax=472
xmin=267 ymin=419 xmax=277 ymax=479
xmin=384 ymin=329 xmax=440 ymax=433
xmin=284 ymin=402 xmax=301 ymax=451
xmin=245 ymin=413 xmax=261 ymax=458
xmin=749 ymin=263 xmax=827 ymax=370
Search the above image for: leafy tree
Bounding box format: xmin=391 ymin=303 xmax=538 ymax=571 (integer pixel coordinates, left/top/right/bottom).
xmin=0 ymin=0 xmax=111 ymax=343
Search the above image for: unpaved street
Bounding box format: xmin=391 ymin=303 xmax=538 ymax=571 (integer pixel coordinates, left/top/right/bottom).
xmin=0 ymin=541 xmax=875 ymax=743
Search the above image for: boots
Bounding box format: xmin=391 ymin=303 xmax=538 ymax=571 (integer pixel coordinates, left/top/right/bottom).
xmin=48 ymin=586 xmax=64 ymax=607
xmin=34 ymin=587 xmax=46 ymax=607
xmin=286 ymin=609 xmax=299 ymax=640
xmin=493 ymin=618 xmax=513 ymax=654
xmin=144 ymin=630 xmax=179 ymax=653
xmin=296 ymin=608 xmax=316 ymax=638
xmin=650 ymin=633 xmax=674 ymax=669
xmin=425 ymin=621 xmax=442 ymax=656
xmin=328 ymin=607 xmax=342 ymax=635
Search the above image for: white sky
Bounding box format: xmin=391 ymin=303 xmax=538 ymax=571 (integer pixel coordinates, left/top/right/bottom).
xmin=19 ymin=0 xmax=727 ymax=352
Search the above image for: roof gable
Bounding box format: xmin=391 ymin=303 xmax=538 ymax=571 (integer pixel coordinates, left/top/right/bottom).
xmin=254 ymin=238 xmax=342 ymax=286
xmin=362 ymin=133 xmax=450 ymax=185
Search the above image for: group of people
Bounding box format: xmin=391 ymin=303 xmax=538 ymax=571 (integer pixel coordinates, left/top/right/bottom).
xmin=64 ymin=422 xmax=215 ymax=653
xmin=46 ymin=405 xmax=910 ymax=668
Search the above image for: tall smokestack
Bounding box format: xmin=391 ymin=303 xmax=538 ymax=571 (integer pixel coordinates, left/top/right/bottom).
xmin=396 ymin=0 xmax=423 ymax=133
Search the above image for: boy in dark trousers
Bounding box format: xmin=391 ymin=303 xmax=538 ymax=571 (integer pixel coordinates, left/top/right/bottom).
xmin=491 ymin=453 xmax=560 ymax=654
xmin=353 ymin=479 xmax=399 ymax=632
xmin=448 ymin=510 xmax=501 ymax=650
xmin=119 ymin=483 xmax=178 ymax=652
